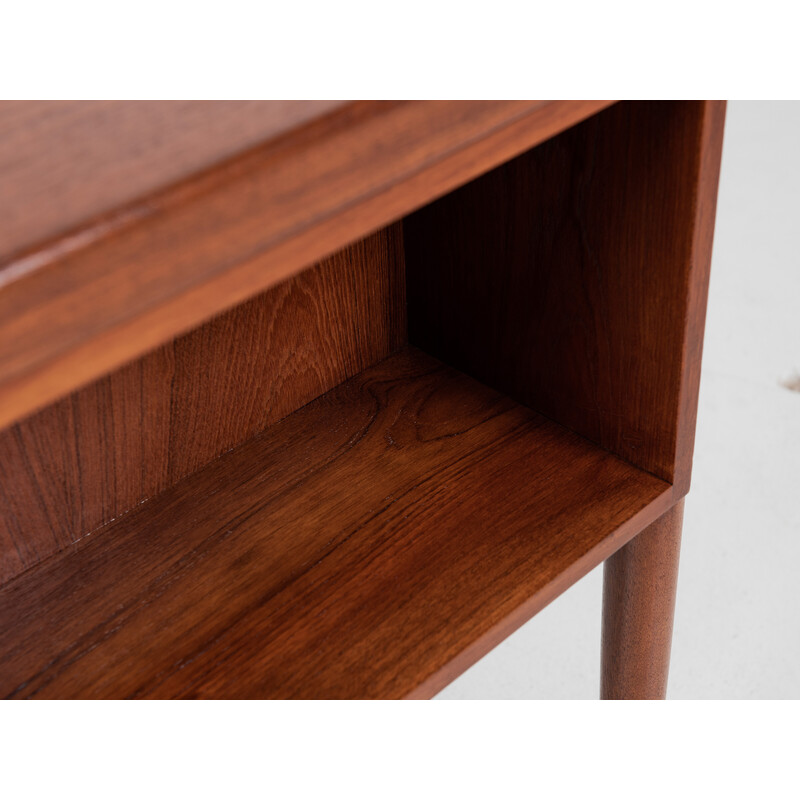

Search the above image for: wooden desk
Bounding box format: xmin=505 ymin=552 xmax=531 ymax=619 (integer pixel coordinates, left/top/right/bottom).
xmin=0 ymin=101 xmax=725 ymax=698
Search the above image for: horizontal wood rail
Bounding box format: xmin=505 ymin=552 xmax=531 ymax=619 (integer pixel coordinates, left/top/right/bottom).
xmin=0 ymin=100 xmax=612 ymax=430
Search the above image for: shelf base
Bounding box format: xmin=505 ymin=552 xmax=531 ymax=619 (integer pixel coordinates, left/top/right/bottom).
xmin=0 ymin=347 xmax=673 ymax=698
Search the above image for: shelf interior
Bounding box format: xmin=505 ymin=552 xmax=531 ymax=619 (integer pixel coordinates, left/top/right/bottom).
xmin=0 ymin=347 xmax=671 ymax=699
xmin=0 ymin=101 xmax=710 ymax=698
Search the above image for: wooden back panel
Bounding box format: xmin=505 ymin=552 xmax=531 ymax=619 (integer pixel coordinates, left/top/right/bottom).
xmin=404 ymin=101 xmax=725 ymax=491
xmin=0 ymin=224 xmax=405 ymax=583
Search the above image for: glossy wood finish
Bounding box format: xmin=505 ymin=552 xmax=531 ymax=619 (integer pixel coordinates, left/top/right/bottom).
xmin=0 ymin=100 xmax=612 ymax=429
xmin=601 ymin=499 xmax=684 ymax=700
xmin=0 ymin=225 xmax=405 ymax=583
xmin=0 ymin=101 xmax=725 ymax=700
xmin=404 ymin=101 xmax=726 ymax=491
xmin=0 ymin=348 xmax=673 ymax=699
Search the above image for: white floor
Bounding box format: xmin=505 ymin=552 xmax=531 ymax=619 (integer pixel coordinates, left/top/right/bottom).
xmin=437 ymin=101 xmax=800 ymax=700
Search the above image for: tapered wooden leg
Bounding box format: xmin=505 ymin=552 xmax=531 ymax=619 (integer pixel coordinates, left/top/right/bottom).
xmin=601 ymin=499 xmax=684 ymax=699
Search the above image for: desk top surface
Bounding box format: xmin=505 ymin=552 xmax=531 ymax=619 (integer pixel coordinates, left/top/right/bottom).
xmin=0 ymin=100 xmax=345 ymax=265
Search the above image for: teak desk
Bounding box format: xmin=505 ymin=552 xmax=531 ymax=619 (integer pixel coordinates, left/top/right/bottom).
xmin=0 ymin=101 xmax=725 ymax=699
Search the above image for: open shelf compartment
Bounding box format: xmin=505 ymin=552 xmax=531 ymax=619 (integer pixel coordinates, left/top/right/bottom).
xmin=0 ymin=100 xmax=717 ymax=698
xmin=0 ymin=348 xmax=670 ymax=699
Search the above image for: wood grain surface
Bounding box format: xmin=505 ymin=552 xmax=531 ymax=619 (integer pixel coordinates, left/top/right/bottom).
xmin=404 ymin=100 xmax=726 ymax=491
xmin=601 ymin=499 xmax=684 ymax=699
xmin=0 ymin=224 xmax=405 ymax=583
xmin=0 ymin=348 xmax=673 ymax=699
xmin=0 ymin=101 xmax=345 ymax=263
xmin=0 ymin=100 xmax=612 ymax=429
xmin=0 ymin=101 xmax=724 ymax=700
xmin=671 ymin=102 xmax=727 ymax=495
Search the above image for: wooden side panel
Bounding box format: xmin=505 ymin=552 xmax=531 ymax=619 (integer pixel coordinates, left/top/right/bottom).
xmin=0 ymin=224 xmax=405 ymax=583
xmin=404 ymin=101 xmax=725 ymax=489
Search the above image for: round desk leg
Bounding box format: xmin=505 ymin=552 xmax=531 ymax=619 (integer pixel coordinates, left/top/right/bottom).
xmin=601 ymin=499 xmax=684 ymax=700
